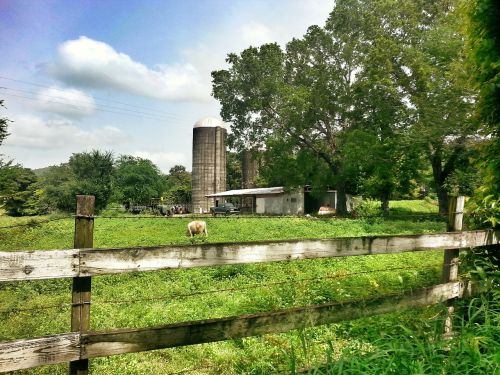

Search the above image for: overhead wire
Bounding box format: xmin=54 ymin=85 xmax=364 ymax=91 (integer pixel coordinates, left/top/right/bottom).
xmin=0 ymin=86 xmax=186 ymax=122
xmin=0 ymin=75 xmax=186 ymax=119
xmin=0 ymin=262 xmax=448 ymax=316
xmin=91 ymin=263 xmax=446 ymax=306
xmin=0 ymin=91 xmax=187 ymax=123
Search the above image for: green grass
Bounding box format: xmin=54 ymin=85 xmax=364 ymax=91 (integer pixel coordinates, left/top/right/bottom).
xmin=388 ymin=199 xmax=439 ymax=215
xmin=1 ymin=201 xmax=492 ymax=374
xmin=358 ymin=199 xmax=440 ymax=216
xmin=299 ymin=295 xmax=500 ymax=375
xmin=0 ymin=215 xmax=445 ymax=251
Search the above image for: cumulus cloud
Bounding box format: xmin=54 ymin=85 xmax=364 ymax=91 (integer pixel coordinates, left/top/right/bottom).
xmin=43 ymin=2 xmax=332 ymax=105
xmin=37 ymin=86 xmax=95 ymax=117
xmin=180 ymin=1 xmax=333 ymax=97
xmin=4 ymin=114 xmax=127 ymax=149
xmin=240 ymin=22 xmax=275 ymax=46
xmin=50 ymin=36 xmax=207 ymax=102
xmin=132 ymin=151 xmax=189 ymax=173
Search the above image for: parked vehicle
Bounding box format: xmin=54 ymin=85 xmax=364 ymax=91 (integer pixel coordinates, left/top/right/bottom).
xmin=210 ymin=202 xmax=240 ymax=216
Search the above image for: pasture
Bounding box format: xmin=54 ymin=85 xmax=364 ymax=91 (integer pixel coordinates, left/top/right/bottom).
xmin=0 ymin=201 xmax=498 ymax=374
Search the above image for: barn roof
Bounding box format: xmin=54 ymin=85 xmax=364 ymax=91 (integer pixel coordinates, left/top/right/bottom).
xmin=205 ymin=187 xmax=286 ymax=198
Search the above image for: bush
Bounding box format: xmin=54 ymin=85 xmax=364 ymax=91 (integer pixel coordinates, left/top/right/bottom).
xmin=350 ymin=198 xmax=382 ymax=219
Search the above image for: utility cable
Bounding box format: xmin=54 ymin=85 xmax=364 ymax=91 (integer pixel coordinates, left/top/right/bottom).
xmin=0 ymin=75 xmax=185 ymax=119
xmin=0 ymin=263 xmax=448 ymax=316
xmin=0 ymin=86 xmax=185 ymax=122
xmin=92 ymin=263 xmax=446 ymax=306
xmin=0 ymin=92 xmax=185 ymax=123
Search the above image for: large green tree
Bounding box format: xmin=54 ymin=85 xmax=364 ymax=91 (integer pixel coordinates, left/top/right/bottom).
xmin=212 ymin=0 xmax=425 ymax=214
xmin=0 ymin=100 xmax=37 ymax=216
xmin=0 ymin=100 xmax=10 ymax=146
xmin=395 ymin=3 xmax=477 ymax=213
xmin=69 ymin=150 xmax=114 ymax=211
xmin=163 ymin=165 xmax=191 ymax=204
xmin=213 ymin=0 xmax=473 ymax=214
xmin=0 ymin=164 xmax=39 ymax=216
xmin=467 ymin=0 xmax=500 ymax=226
xmin=112 ymin=155 xmax=165 ymax=206
xmin=36 ymin=164 xmax=78 ymax=212
xmin=212 ymin=20 xmax=366 ymax=213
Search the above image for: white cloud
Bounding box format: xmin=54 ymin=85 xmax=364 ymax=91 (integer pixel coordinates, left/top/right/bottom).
xmin=2 ymin=0 xmax=334 ymax=171
xmin=37 ymin=86 xmax=95 ymax=117
xmin=50 ymin=36 xmax=207 ymax=102
xmin=240 ymin=22 xmax=275 ymax=46
xmin=4 ymin=114 xmax=127 ymax=150
xmin=180 ymin=1 xmax=333 ymax=101
xmin=46 ymin=2 xmax=332 ymax=105
xmin=132 ymin=151 xmax=189 ymax=173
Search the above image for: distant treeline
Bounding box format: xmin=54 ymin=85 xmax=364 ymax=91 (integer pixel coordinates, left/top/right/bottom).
xmin=0 ymin=150 xmax=191 ymax=215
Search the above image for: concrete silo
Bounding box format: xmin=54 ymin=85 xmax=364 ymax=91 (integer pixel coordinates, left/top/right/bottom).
xmin=191 ymin=117 xmax=227 ymax=213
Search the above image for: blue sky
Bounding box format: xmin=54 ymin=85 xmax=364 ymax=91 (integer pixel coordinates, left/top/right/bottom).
xmin=0 ymin=0 xmax=332 ymax=172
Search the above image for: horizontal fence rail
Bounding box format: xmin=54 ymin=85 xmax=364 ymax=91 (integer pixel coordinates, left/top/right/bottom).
xmin=0 ymin=281 xmax=476 ymax=372
xmin=1 ymin=230 xmax=498 ymax=282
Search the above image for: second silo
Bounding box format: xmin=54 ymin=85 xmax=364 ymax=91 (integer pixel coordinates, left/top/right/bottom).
xmin=191 ymin=117 xmax=227 ymax=213
xmin=242 ymin=149 xmax=260 ymax=189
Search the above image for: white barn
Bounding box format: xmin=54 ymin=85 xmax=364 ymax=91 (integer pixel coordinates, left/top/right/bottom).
xmin=206 ymin=186 xmax=336 ymax=215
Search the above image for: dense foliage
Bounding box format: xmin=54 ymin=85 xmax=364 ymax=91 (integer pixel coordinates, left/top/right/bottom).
xmin=67 ymin=150 xmax=114 ymax=211
xmin=212 ymin=0 xmax=478 ymax=214
xmin=0 ymin=100 xmax=10 ymax=146
xmin=0 ymin=163 xmax=39 ymax=216
xmin=0 ymin=101 xmax=40 ymax=216
xmin=36 ymin=164 xmax=76 ymax=212
xmin=0 ymin=149 xmax=191 ymax=215
xmin=467 ymin=0 xmax=500 ymax=227
xmin=162 ymin=165 xmax=192 ymax=204
xmin=112 ymin=155 xmax=165 ymax=206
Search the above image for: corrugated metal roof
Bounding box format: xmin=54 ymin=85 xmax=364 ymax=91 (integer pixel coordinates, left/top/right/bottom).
xmin=205 ymin=187 xmax=285 ymax=197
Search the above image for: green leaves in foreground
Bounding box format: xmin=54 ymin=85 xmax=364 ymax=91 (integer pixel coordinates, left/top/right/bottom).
xmin=298 ymin=296 xmax=500 ymax=375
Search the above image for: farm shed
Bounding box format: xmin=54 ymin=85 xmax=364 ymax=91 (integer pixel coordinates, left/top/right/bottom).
xmin=206 ymin=186 xmax=337 ymax=215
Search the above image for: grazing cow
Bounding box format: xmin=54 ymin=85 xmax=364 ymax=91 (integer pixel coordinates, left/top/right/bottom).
xmin=186 ymin=220 xmax=208 ymax=237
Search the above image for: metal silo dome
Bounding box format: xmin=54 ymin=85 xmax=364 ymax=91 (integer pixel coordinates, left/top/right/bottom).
xmin=193 ymin=117 xmax=228 ymax=129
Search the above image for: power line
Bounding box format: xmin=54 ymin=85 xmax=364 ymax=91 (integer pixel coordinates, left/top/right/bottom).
xmin=0 ymin=91 xmax=187 ymax=123
xmin=0 ymin=263 xmax=446 ymax=316
xmin=0 ymin=86 xmax=186 ymax=122
xmin=0 ymin=75 xmax=186 ymax=119
xmin=91 ymin=263 xmax=445 ymax=307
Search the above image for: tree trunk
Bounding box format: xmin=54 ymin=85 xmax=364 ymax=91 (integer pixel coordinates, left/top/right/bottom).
xmin=336 ymin=182 xmax=348 ymax=216
xmin=381 ymin=196 xmax=390 ymax=215
xmin=436 ymin=186 xmax=449 ymax=215
xmin=430 ymin=149 xmax=449 ymax=215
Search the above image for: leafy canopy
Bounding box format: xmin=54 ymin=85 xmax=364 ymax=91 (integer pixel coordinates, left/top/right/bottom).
xmin=112 ymin=155 xmax=165 ymax=205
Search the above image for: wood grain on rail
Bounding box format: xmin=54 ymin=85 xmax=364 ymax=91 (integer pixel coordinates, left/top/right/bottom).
xmin=1 ymin=230 xmax=498 ymax=281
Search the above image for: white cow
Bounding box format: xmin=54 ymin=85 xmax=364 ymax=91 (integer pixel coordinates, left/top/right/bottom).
xmin=186 ymin=220 xmax=208 ymax=237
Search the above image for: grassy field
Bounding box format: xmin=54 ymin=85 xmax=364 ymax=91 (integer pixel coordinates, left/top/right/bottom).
xmin=0 ymin=201 xmax=496 ymax=374
xmin=388 ymin=199 xmax=438 ymax=214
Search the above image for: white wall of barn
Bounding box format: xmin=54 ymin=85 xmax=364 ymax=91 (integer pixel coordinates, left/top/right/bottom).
xmin=256 ymin=191 xmax=304 ymax=215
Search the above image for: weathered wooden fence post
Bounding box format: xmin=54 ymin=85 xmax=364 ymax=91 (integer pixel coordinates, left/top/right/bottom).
xmin=69 ymin=195 xmax=94 ymax=375
xmin=442 ymin=195 xmax=465 ymax=336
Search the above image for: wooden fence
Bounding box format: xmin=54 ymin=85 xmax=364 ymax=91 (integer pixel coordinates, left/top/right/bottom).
xmin=0 ymin=196 xmax=498 ymax=374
